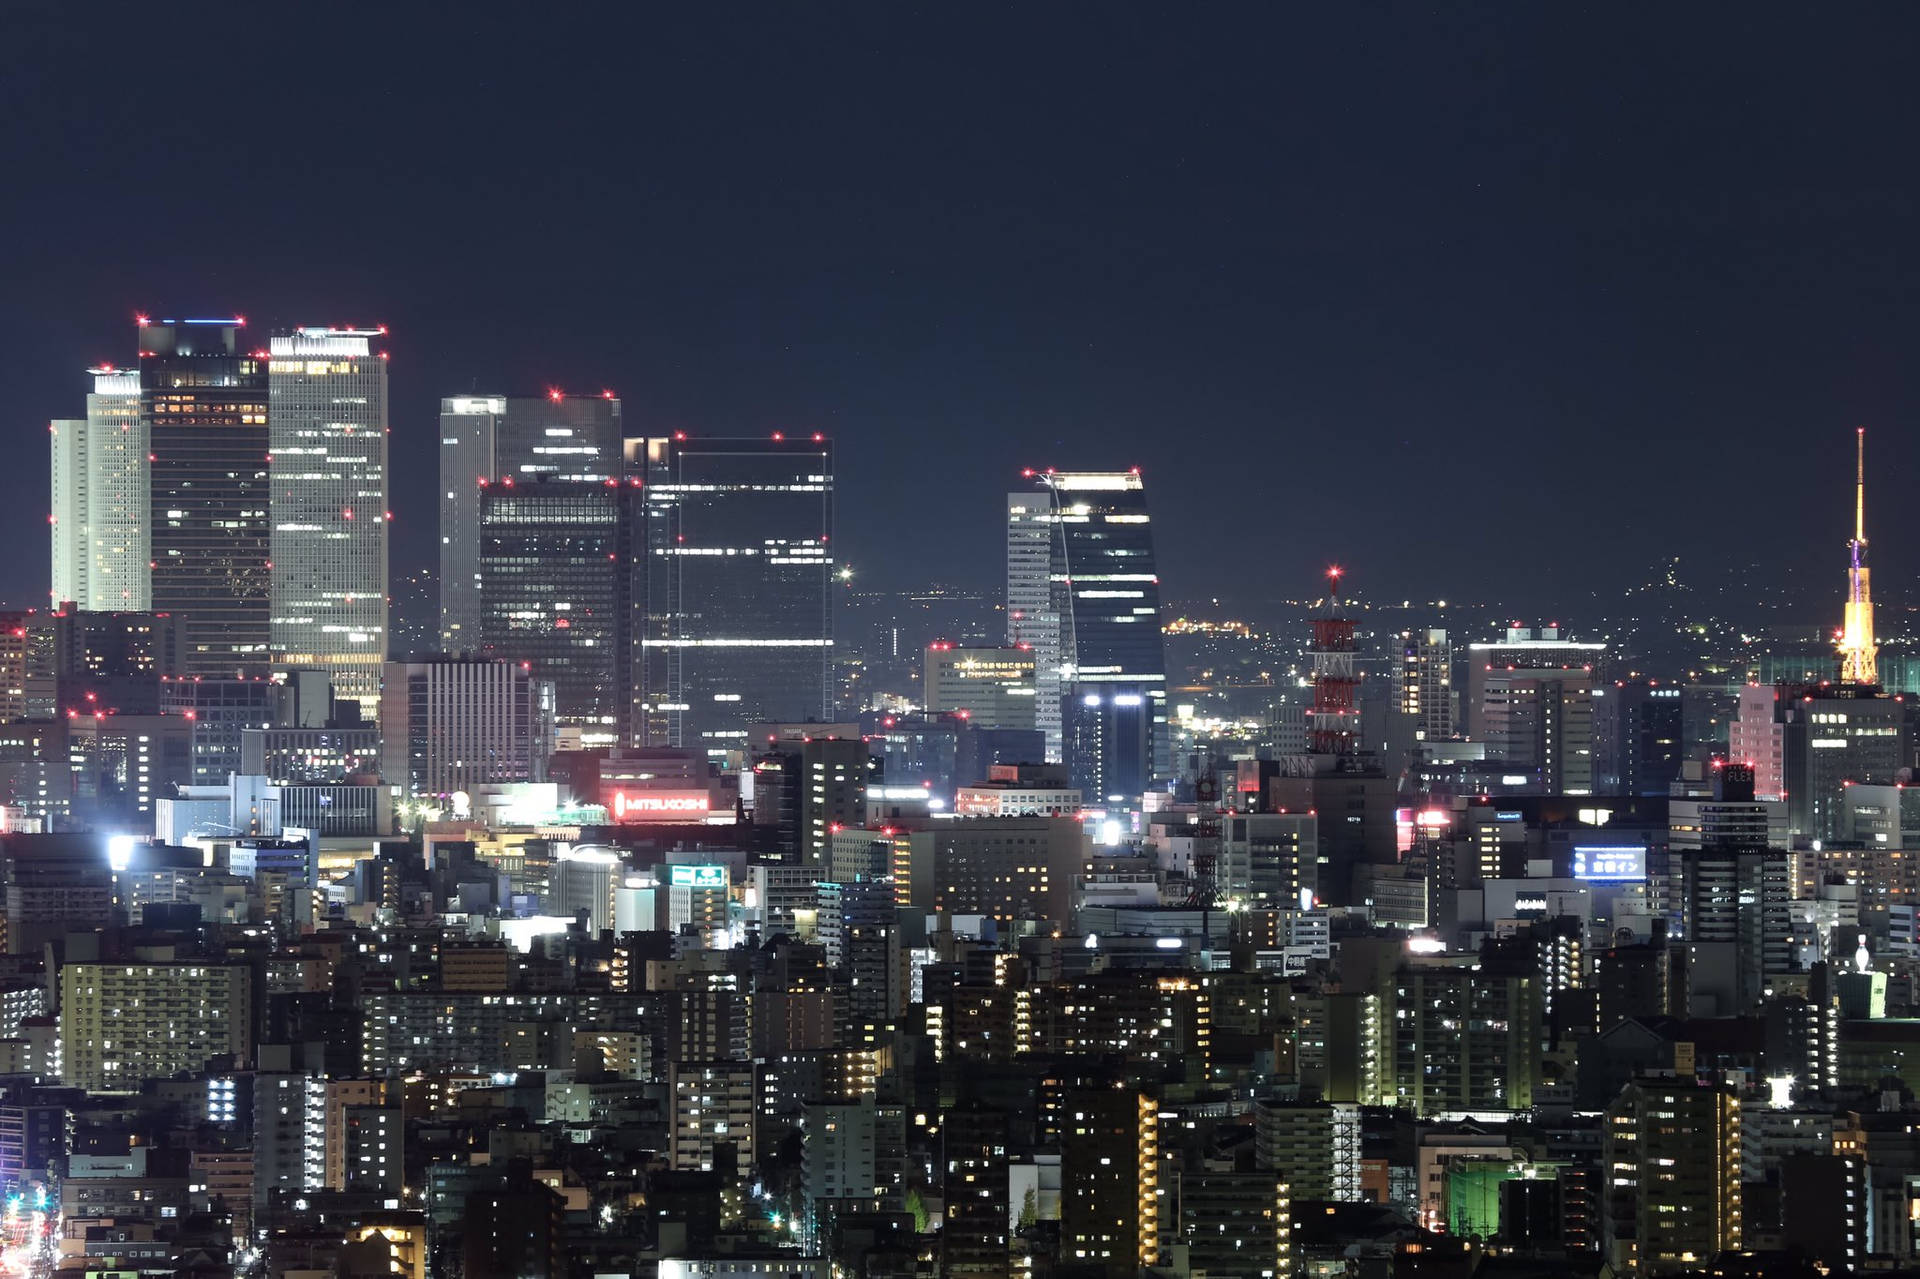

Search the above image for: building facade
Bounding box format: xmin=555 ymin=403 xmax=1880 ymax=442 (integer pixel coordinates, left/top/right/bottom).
xmin=51 ymin=367 xmax=147 ymax=611
xmin=268 ymin=328 xmax=389 ymax=714
xmin=639 ymin=436 xmax=834 ymax=754
xmin=438 ymin=393 xmax=624 ymax=652
xmin=142 ymin=319 xmax=271 ymax=678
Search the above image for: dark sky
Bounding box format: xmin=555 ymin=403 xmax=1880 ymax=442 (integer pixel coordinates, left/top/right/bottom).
xmin=6 ymin=3 xmax=1919 ymax=616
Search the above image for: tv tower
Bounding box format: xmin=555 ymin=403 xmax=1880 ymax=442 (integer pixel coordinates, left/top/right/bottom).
xmin=1838 ymin=426 xmax=1879 ymax=686
xmin=1307 ymin=566 xmax=1360 ymax=758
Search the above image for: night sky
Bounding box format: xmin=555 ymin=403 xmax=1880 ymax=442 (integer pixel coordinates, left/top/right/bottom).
xmin=6 ymin=4 xmax=1920 ymax=618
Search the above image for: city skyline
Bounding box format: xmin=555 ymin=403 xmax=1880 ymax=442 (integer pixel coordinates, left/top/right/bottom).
xmin=11 ymin=9 xmax=1920 ymax=615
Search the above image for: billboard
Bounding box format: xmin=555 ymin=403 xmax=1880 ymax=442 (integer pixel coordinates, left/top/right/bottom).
xmin=1572 ymin=845 xmax=1647 ymax=882
xmin=668 ymin=864 xmax=728 ymax=890
xmin=611 ymin=790 xmax=710 ymax=822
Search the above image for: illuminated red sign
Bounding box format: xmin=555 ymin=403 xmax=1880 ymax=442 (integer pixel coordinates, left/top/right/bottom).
xmin=612 ymin=791 xmax=710 ymax=822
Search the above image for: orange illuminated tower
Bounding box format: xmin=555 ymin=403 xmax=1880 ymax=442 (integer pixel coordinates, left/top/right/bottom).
xmin=1838 ymin=427 xmax=1878 ymax=686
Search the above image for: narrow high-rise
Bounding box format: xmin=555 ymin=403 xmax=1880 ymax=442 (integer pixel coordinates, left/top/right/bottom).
xmin=1838 ymin=426 xmax=1877 ymax=685
xmin=50 ymin=365 xmax=147 ymax=611
xmin=1008 ymin=469 xmax=1169 ymax=801
xmin=268 ymin=328 xmax=389 ymax=714
xmin=437 ymin=392 xmax=623 ymax=652
xmin=638 ymin=434 xmax=833 ymax=754
xmin=142 ymin=318 xmax=271 ymax=678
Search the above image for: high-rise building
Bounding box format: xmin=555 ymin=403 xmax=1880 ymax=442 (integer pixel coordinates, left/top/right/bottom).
xmin=60 ymin=961 xmax=253 ymax=1093
xmin=1060 ymin=1086 xmax=1159 ymax=1276
xmin=923 ymin=643 xmax=1037 ymax=730
xmin=1609 ymin=682 xmax=1684 ymax=796
xmin=1399 ymin=628 xmax=1453 ymax=742
xmin=50 ymin=366 xmax=147 ymax=611
xmin=1602 ymin=1079 xmax=1742 ymax=1277
xmin=141 ymin=318 xmax=271 ymax=678
xmin=638 ymin=435 xmax=834 ymax=754
xmin=1734 ymin=683 xmax=1907 ymax=840
xmin=1008 ymin=470 xmax=1169 ymax=799
xmin=379 ymin=657 xmax=552 ymax=800
xmin=437 ymin=392 xmax=624 ymax=651
xmin=1178 ymin=1172 xmax=1290 ymax=1279
xmin=268 ymin=328 xmax=389 ymax=714
xmin=476 ymin=477 xmax=639 ymax=743
xmin=1465 ymin=626 xmax=1605 ymax=794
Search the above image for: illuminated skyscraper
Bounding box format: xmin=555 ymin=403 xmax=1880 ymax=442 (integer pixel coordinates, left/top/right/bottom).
xmin=638 ymin=435 xmax=833 ymax=754
xmin=50 ymin=366 xmax=147 ymax=611
xmin=1009 ymin=470 xmax=1169 ymax=799
xmin=438 ymin=392 xmax=623 ymax=651
xmin=1398 ymin=628 xmax=1452 ymax=742
xmin=1007 ymin=488 xmax=1064 ymax=757
xmin=142 ymin=318 xmax=270 ymax=677
xmin=268 ymin=328 xmax=389 ymax=714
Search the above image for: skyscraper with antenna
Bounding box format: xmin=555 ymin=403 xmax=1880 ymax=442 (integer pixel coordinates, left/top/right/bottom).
xmin=1838 ymin=426 xmax=1878 ymax=686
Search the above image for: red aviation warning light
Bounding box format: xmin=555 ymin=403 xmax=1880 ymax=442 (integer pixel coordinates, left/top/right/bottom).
xmin=547 ymin=387 xmax=564 ymax=403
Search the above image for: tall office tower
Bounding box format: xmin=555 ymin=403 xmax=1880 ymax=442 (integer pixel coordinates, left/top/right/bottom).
xmin=50 ymin=366 xmax=146 ymax=611
xmin=1008 ymin=470 xmax=1169 ymax=800
xmin=1465 ymin=626 xmax=1605 ymax=794
xmin=476 ymin=478 xmax=638 ymax=745
xmin=1609 ymin=682 xmax=1684 ymax=795
xmin=141 ymin=318 xmax=271 ymax=677
xmin=638 ymin=435 xmax=833 ymax=754
xmin=1398 ymin=628 xmax=1453 ymax=742
xmin=1602 ymin=1079 xmax=1742 ymax=1277
xmin=1838 ymin=427 xmax=1878 ymax=685
xmin=379 ymin=657 xmax=551 ymax=799
xmin=923 ymin=643 xmax=1037 ymax=730
xmin=267 ymin=328 xmax=389 ymax=715
xmin=437 ymin=392 xmax=623 ymax=652
xmin=1006 ymin=489 xmax=1064 ymax=759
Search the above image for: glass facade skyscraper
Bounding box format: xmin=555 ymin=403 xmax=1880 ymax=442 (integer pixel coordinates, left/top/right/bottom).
xmin=268 ymin=328 xmax=389 ymax=714
xmin=438 ymin=392 xmax=623 ymax=651
xmin=143 ymin=319 xmax=271 ymax=678
xmin=1009 ymin=469 xmax=1169 ymax=800
xmin=50 ymin=366 xmax=147 ymax=611
xmin=477 ymin=477 xmax=638 ymax=744
xmin=638 ymin=435 xmax=833 ymax=754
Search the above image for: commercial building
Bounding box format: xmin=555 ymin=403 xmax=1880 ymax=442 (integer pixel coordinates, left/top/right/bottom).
xmin=638 ymin=435 xmax=835 ymax=753
xmin=142 ymin=318 xmax=271 ymax=678
xmin=380 ymin=657 xmax=551 ymax=799
xmin=923 ymin=643 xmax=1037 ymax=731
xmin=1008 ymin=470 xmax=1169 ymax=799
xmin=437 ymin=392 xmax=624 ymax=651
xmin=899 ymin=815 xmax=1085 ymax=925
xmin=1735 ymin=683 xmax=1907 ymax=841
xmin=268 ymin=328 xmax=389 ymax=714
xmin=1464 ymin=626 xmax=1605 ymax=795
xmin=476 ymin=477 xmax=638 ymax=743
xmin=50 ymin=366 xmax=147 ymax=611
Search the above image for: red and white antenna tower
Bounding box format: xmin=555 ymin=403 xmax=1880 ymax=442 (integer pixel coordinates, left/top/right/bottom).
xmin=1307 ymin=566 xmax=1360 ymax=757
